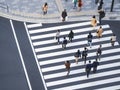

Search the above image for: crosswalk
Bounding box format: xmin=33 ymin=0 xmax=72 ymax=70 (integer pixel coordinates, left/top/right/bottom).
xmin=25 ymin=21 xmax=120 ymax=90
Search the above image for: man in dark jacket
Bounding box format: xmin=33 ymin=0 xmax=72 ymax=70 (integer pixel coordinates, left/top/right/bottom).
xmin=92 ymin=59 xmax=99 ymax=73
xmin=61 ymin=9 xmax=67 ymax=22
xmin=68 ymin=30 xmax=74 ymax=42
xmin=82 ymin=47 xmax=88 ymax=64
xmin=85 ymin=61 xmax=92 ymax=78
xmin=62 ymin=37 xmax=67 ymax=49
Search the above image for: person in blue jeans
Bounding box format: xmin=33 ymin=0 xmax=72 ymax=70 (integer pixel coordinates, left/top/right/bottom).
xmin=73 ymin=0 xmax=77 ymax=9
xmin=87 ymin=32 xmax=93 ymax=48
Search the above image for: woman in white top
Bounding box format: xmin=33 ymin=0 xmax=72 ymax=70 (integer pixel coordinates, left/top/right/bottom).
xmin=56 ymin=30 xmax=60 ymax=44
xmin=111 ymin=34 xmax=116 ymax=46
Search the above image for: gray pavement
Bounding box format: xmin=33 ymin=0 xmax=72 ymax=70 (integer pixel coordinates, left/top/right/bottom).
xmin=0 ymin=0 xmax=120 ymax=22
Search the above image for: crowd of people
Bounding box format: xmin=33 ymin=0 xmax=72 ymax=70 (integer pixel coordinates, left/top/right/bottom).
xmin=54 ymin=15 xmax=116 ymax=77
xmin=42 ymin=0 xmax=117 ymax=78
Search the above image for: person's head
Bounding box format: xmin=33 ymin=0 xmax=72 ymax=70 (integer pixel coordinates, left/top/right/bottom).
xmin=44 ymin=2 xmax=48 ymax=6
xmin=93 ymin=15 xmax=96 ymax=18
xmin=100 ymin=26 xmax=102 ymax=28
xmin=64 ymin=37 xmax=66 ymax=39
xmin=96 ymin=58 xmax=98 ymax=61
xmin=64 ymin=9 xmax=66 ymax=12
xmin=77 ymin=49 xmax=80 ymax=52
xmin=66 ymin=61 xmax=69 ymax=63
xmin=89 ymin=60 xmax=91 ymax=63
xmin=89 ymin=32 xmax=91 ymax=35
xmin=99 ymin=44 xmax=102 ymax=48
xmin=58 ymin=29 xmax=60 ymax=32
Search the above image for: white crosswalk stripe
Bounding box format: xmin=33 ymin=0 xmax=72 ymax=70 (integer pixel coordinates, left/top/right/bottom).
xmin=26 ymin=21 xmax=120 ymax=90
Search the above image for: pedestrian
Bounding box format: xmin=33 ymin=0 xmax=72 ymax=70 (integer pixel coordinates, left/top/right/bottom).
xmin=98 ymin=0 xmax=104 ymax=10
xmin=68 ymin=30 xmax=74 ymax=42
xmin=72 ymin=0 xmax=78 ymax=9
xmin=74 ymin=49 xmax=81 ymax=64
xmin=55 ymin=30 xmax=60 ymax=44
xmin=98 ymin=9 xmax=105 ymax=25
xmin=62 ymin=37 xmax=68 ymax=49
xmin=87 ymin=32 xmax=93 ymax=48
xmin=61 ymin=9 xmax=67 ymax=22
xmin=85 ymin=60 xmax=92 ymax=78
xmin=78 ymin=0 xmax=83 ymax=11
xmin=65 ymin=61 xmax=71 ymax=75
xmin=96 ymin=26 xmax=103 ymax=38
xmin=96 ymin=44 xmax=102 ymax=60
xmin=92 ymin=59 xmax=99 ymax=73
xmin=42 ymin=2 xmax=48 ymax=15
xmin=91 ymin=15 xmax=97 ymax=30
xmin=110 ymin=34 xmax=116 ymax=46
xmin=82 ymin=47 xmax=88 ymax=64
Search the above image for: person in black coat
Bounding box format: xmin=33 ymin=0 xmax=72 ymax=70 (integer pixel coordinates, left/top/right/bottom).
xmin=82 ymin=47 xmax=88 ymax=64
xmin=92 ymin=59 xmax=99 ymax=73
xmin=85 ymin=61 xmax=92 ymax=78
xmin=68 ymin=30 xmax=74 ymax=42
xmin=61 ymin=9 xmax=67 ymax=22
xmin=74 ymin=49 xmax=81 ymax=64
xmin=62 ymin=37 xmax=67 ymax=49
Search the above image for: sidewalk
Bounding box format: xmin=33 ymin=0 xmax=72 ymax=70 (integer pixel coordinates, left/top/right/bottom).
xmin=0 ymin=0 xmax=120 ymax=23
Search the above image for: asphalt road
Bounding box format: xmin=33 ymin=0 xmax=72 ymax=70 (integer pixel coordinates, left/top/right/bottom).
xmin=0 ymin=17 xmax=45 ymax=90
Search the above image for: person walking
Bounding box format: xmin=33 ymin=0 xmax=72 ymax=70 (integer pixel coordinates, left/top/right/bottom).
xmin=91 ymin=15 xmax=97 ymax=30
xmin=55 ymin=30 xmax=60 ymax=44
xmin=68 ymin=30 xmax=74 ymax=42
xmin=96 ymin=26 xmax=103 ymax=38
xmin=87 ymin=32 xmax=93 ymax=48
xmin=42 ymin=2 xmax=48 ymax=15
xmin=62 ymin=37 xmax=68 ymax=49
xmin=65 ymin=61 xmax=71 ymax=75
xmin=85 ymin=61 xmax=92 ymax=78
xmin=98 ymin=9 xmax=105 ymax=25
xmin=78 ymin=0 xmax=83 ymax=11
xmin=72 ymin=0 xmax=78 ymax=9
xmin=92 ymin=59 xmax=99 ymax=73
xmin=96 ymin=44 xmax=102 ymax=60
xmin=110 ymin=34 xmax=116 ymax=46
xmin=82 ymin=47 xmax=88 ymax=64
xmin=61 ymin=9 xmax=67 ymax=22
xmin=74 ymin=49 xmax=81 ymax=64
xmin=98 ymin=0 xmax=104 ymax=10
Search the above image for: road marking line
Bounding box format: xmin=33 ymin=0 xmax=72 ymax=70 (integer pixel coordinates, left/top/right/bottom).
xmin=24 ymin=22 xmax=47 ymax=90
xmin=10 ymin=20 xmax=32 ymax=90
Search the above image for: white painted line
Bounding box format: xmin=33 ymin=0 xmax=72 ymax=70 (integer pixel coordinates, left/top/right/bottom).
xmin=10 ymin=20 xmax=32 ymax=90
xmin=41 ymin=48 xmax=120 ymax=72
xmin=30 ymin=25 xmax=110 ymax=40
xmin=44 ymin=60 xmax=120 ymax=79
xmin=42 ymin=54 xmax=120 ymax=72
xmin=29 ymin=21 xmax=91 ymax=34
xmin=27 ymin=23 xmax=42 ymax=29
xmin=33 ymin=29 xmax=112 ymax=46
xmin=35 ymin=31 xmax=112 ymax=52
xmin=24 ymin=22 xmax=47 ymax=90
xmin=46 ymin=70 xmax=120 ymax=87
xmin=39 ymin=42 xmax=119 ymax=66
xmin=53 ymin=77 xmax=120 ymax=90
xmin=96 ymin=85 xmax=120 ymax=90
xmin=36 ymin=41 xmax=119 ymax=59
